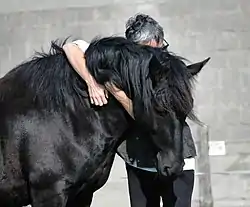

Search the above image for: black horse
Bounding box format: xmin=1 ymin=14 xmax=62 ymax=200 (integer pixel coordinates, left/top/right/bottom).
xmin=0 ymin=36 xmax=209 ymax=207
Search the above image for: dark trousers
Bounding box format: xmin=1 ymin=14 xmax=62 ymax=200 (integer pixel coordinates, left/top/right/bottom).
xmin=126 ymin=164 xmax=194 ymax=207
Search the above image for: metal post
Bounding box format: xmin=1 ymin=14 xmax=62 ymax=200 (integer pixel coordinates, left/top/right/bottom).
xmin=195 ymin=124 xmax=214 ymax=207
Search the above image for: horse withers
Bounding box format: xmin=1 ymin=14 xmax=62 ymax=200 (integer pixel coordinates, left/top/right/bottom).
xmin=0 ymin=36 xmax=209 ymax=207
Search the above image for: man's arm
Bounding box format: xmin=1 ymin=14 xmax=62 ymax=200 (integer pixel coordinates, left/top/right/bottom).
xmin=63 ymin=40 xmax=135 ymax=118
xmin=105 ymin=83 xmax=134 ymax=119
xmin=63 ymin=40 xmax=108 ymax=106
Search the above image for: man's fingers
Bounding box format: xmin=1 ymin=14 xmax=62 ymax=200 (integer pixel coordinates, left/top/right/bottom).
xmin=90 ymin=97 xmax=94 ymax=104
xmin=89 ymin=87 xmax=108 ymax=106
xmin=91 ymin=96 xmax=107 ymax=106
xmin=93 ymin=97 xmax=101 ymax=106
xmin=97 ymin=97 xmax=104 ymax=106
xmin=88 ymin=89 xmax=94 ymax=104
xmin=102 ymin=96 xmax=108 ymax=105
xmin=104 ymin=90 xmax=109 ymax=99
xmin=93 ymin=97 xmax=103 ymax=106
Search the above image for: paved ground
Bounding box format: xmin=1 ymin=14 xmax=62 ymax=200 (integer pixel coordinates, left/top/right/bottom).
xmin=91 ymin=156 xmax=130 ymax=207
xmin=25 ymin=156 xmax=198 ymax=207
xmin=92 ymin=156 xmax=201 ymax=207
xmin=25 ymin=156 xmax=129 ymax=207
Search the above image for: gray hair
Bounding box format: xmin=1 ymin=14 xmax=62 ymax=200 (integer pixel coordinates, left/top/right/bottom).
xmin=125 ymin=14 xmax=164 ymax=44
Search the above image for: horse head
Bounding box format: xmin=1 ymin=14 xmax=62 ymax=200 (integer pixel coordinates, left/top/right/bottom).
xmin=146 ymin=47 xmax=210 ymax=175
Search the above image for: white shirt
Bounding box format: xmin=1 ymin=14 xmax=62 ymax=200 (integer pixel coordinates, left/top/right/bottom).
xmin=184 ymin=157 xmax=195 ymax=170
xmin=72 ymin=39 xmax=90 ymax=53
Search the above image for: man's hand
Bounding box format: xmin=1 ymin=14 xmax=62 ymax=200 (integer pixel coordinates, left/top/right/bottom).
xmin=87 ymin=81 xmax=108 ymax=106
xmin=63 ymin=42 xmax=108 ymax=106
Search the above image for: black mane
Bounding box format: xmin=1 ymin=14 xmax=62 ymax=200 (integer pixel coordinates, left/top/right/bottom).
xmin=0 ymin=36 xmax=197 ymax=121
xmin=85 ymin=36 xmax=154 ymax=122
xmin=0 ymin=39 xmax=88 ymax=112
xmin=84 ymin=36 xmax=196 ymax=121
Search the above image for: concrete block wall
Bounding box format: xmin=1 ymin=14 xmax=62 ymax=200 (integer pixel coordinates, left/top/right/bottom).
xmin=0 ymin=0 xmax=250 ymax=206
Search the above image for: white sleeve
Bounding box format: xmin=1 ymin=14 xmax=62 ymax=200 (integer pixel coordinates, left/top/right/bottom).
xmin=72 ymin=40 xmax=90 ymax=53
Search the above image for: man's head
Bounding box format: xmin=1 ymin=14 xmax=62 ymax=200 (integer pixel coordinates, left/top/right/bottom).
xmin=125 ymin=14 xmax=165 ymax=48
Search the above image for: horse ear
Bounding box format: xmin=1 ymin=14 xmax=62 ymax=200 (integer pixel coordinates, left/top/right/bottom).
xmin=187 ymin=57 xmax=210 ymax=76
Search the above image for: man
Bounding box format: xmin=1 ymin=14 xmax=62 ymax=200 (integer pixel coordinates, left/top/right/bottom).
xmin=63 ymin=14 xmax=196 ymax=207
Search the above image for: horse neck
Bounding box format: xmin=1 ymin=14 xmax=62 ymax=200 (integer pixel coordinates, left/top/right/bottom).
xmin=96 ymin=97 xmax=132 ymax=139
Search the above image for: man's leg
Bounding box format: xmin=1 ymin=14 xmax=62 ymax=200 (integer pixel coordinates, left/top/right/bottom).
xmin=126 ymin=164 xmax=161 ymax=207
xmin=158 ymin=175 xmax=176 ymax=207
xmin=173 ymin=170 xmax=195 ymax=207
xmin=160 ymin=170 xmax=194 ymax=207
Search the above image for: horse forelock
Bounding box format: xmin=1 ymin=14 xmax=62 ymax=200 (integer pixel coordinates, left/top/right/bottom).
xmin=2 ymin=38 xmax=88 ymax=112
xmin=148 ymin=48 xmax=197 ymax=121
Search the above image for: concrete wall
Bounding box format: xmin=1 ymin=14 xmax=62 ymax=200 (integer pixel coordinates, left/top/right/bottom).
xmin=0 ymin=0 xmax=250 ymax=206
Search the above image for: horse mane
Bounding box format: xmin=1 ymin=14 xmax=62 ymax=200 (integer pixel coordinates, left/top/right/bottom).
xmin=1 ymin=36 xmax=197 ymax=123
xmin=85 ymin=36 xmax=154 ymax=123
xmin=1 ymin=39 xmax=88 ymax=112
xmin=84 ymin=36 xmax=197 ymax=123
